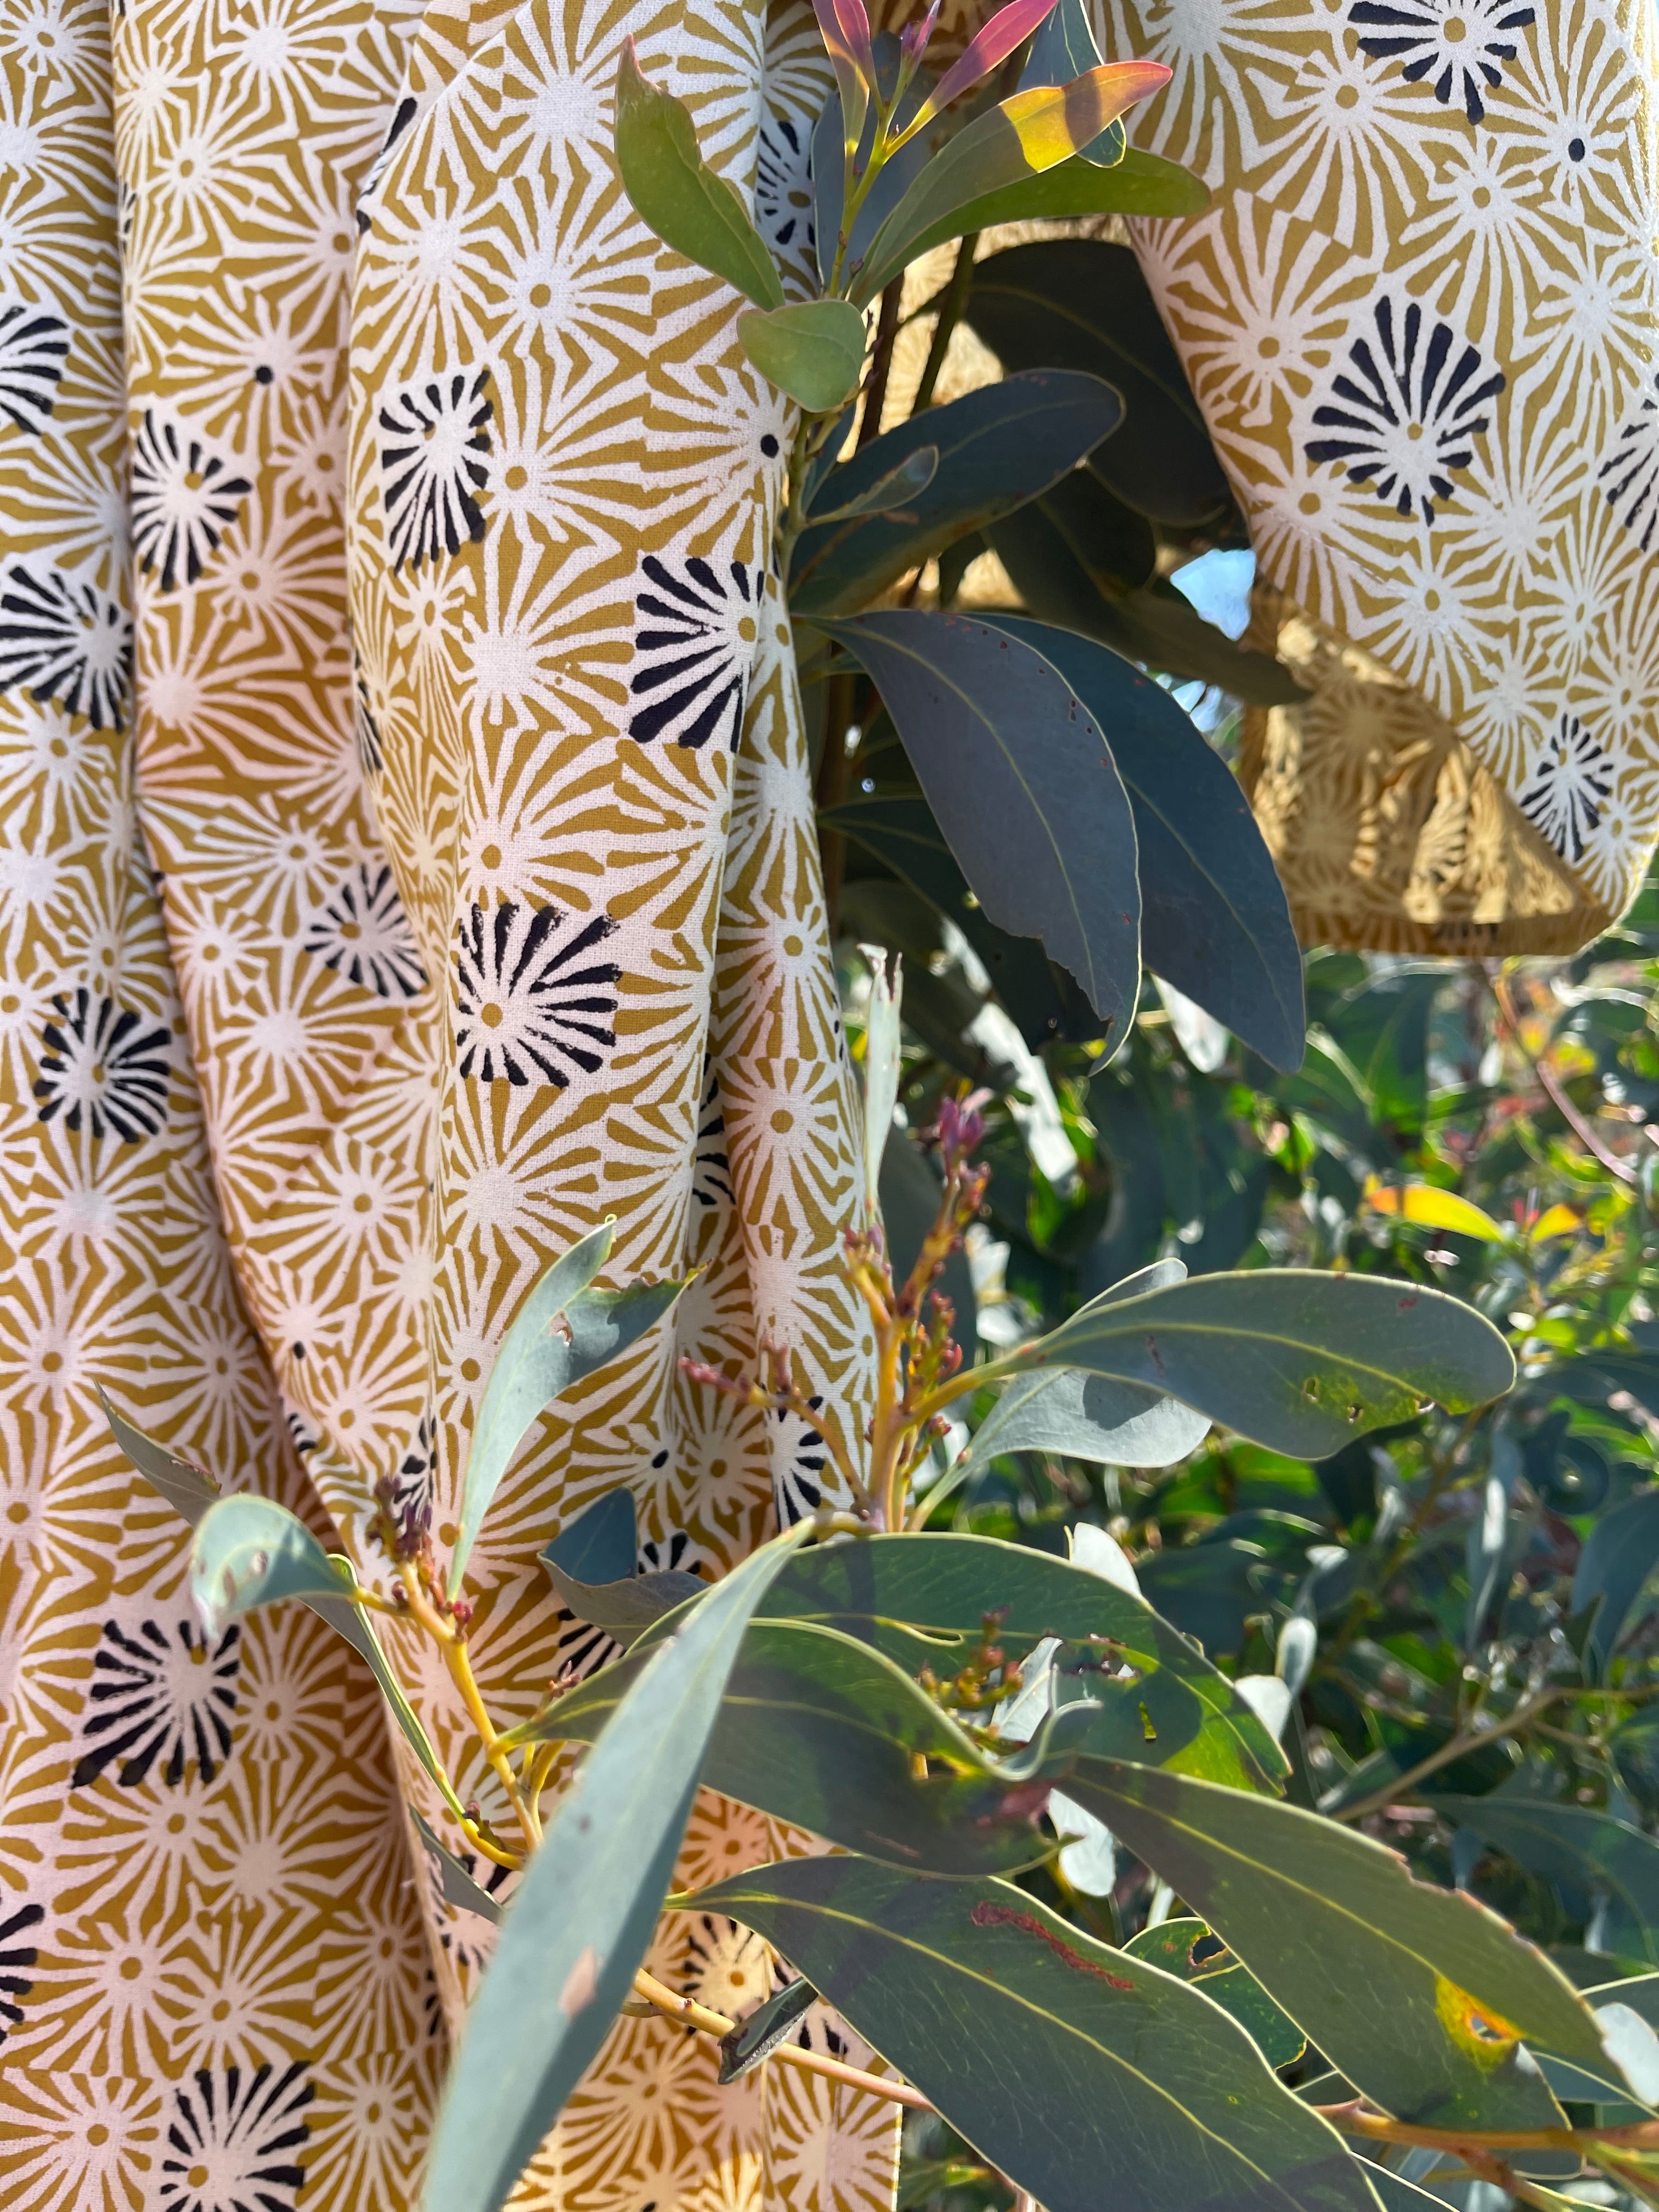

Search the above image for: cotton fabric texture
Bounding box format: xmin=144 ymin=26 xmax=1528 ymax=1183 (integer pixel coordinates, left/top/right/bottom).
xmin=0 ymin=0 xmax=895 ymax=2200
xmin=1108 ymin=0 xmax=1659 ymax=952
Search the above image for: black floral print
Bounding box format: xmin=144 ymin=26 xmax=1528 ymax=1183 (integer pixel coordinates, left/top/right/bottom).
xmin=71 ymin=1617 xmax=241 ymax=1788
xmin=303 ymin=862 xmax=427 ymax=999
xmin=0 ymin=300 xmax=69 ymax=432
xmin=628 ymin=555 xmax=762 ymax=750
xmin=0 ymin=1902 xmax=43 ymax=2047
xmin=352 ymin=653 xmax=384 ymax=776
xmin=131 ymin=413 xmax=252 ymax=591
xmin=392 ymin=1412 xmax=436 ymax=1534
xmin=379 ymin=368 xmax=493 ymax=572
xmin=159 ymin=2063 xmax=312 ymax=2212
xmin=772 ymin=1398 xmax=829 ymax=1527
xmin=1306 ymin=296 xmax=1504 ymax=523
xmin=755 ymin=113 xmax=814 ymax=263
xmin=692 ymin=1057 xmax=732 ymax=1210
xmin=1520 ymin=712 xmax=1615 ymax=864
xmin=454 ymin=899 xmax=619 ymax=1087
xmin=0 ymin=562 xmax=132 ymax=730
xmin=1349 ymin=0 xmax=1535 ymax=125
xmin=1599 ymin=370 xmax=1659 ymax=554
xmin=33 ymin=990 xmax=171 ymax=1141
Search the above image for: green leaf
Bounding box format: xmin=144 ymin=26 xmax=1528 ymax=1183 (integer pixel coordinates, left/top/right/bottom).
xmin=849 ymin=60 xmax=1173 ymax=308
xmin=1064 ymin=1763 xmax=1604 ymax=2129
xmin=760 ymin=1531 xmax=1286 ymax=1792
xmin=1125 ymin=1916 xmax=1307 ymax=2068
xmin=317 ymin=1553 xmax=471 ymax=1821
xmin=1018 ymin=0 xmax=1126 ymax=163
xmin=533 ymin=1617 xmax=1074 ymax=1876
xmin=613 ymin=41 xmax=785 ymax=311
xmin=817 ymin=609 xmax=1141 ymax=1042
xmin=680 ymin=1855 xmax=1382 ymax=2212
xmin=450 ymin=1228 xmax=687 ymax=1597
xmin=538 ymin=1553 xmax=706 ymax=1640
xmin=791 ymin=370 xmax=1121 ymax=617
xmin=987 ymin=502 xmax=1305 ymax=703
xmin=963 ymin=238 xmax=1232 ymax=528
xmin=425 ymin=1523 xmax=815 ymax=2212
xmin=738 ymin=298 xmax=867 ymax=411
xmin=984 ymin=617 xmax=1306 ymax=1071
xmin=864 ymin=147 xmax=1206 ymax=286
xmin=1572 ymin=1488 xmax=1659 ymax=1679
xmin=806 ymin=443 xmax=938 ymax=523
xmin=100 ymin=1389 xmax=221 ymax=1522
xmin=1437 ymin=1796 xmax=1659 ymax=1969
xmin=189 ymin=1492 xmax=350 ymax=1634
xmin=541 ymin=1485 xmax=637 ymax=1584
xmin=414 ymin=1807 xmax=505 ymax=1927
xmin=1014 ymin=1269 xmax=1516 ymax=1459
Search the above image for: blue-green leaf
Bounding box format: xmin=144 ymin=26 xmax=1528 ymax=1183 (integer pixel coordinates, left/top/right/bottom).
xmin=738 ymin=298 xmax=867 ymax=411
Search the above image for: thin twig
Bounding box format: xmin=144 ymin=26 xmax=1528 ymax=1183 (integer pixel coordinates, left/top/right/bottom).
xmin=1331 ymin=1686 xmax=1560 ymax=1824
xmin=857 ymin=278 xmax=905 ymax=450
xmin=912 ymin=232 xmax=978 ymax=411
xmin=1492 ymin=970 xmax=1637 ymax=1186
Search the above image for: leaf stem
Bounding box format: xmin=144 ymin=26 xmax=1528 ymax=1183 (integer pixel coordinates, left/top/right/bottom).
xmin=630 ymin=1967 xmax=933 ymax=2109
xmin=1315 ymin=2100 xmax=1659 ymax=2157
xmin=1491 ymin=969 xmax=1637 ymax=1187
xmin=1330 ymin=1684 xmax=1561 ymax=1824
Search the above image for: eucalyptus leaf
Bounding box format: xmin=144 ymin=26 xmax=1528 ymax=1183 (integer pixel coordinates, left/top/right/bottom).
xmin=1436 ymin=1796 xmax=1659 ymax=1969
xmin=791 ymin=371 xmax=1121 ymax=617
xmin=449 ymin=1228 xmax=687 ymax=1597
xmin=534 ymin=1616 xmax=1077 ymax=1877
xmin=538 ymin=1553 xmax=707 ymax=1640
xmin=738 ymin=298 xmax=867 ymax=411
xmin=1124 ymin=1916 xmax=1307 ymax=2068
xmin=317 ymin=1554 xmax=471 ymax=1821
xmin=1066 ymin=1762 xmax=1604 ymax=2129
xmin=189 ymin=1492 xmax=350 ymax=1635
xmin=984 ymin=618 xmax=1304 ymax=1066
xmin=1571 ymin=1488 xmax=1659 ymax=1679
xmin=682 ymin=1854 xmax=1381 ymax=2212
xmin=100 ymin=1389 xmax=220 ymax=1522
xmin=819 ymin=608 xmax=1140 ymax=1041
xmin=541 ymin=1485 xmax=637 ymax=1585
xmin=760 ymin=1531 xmax=1286 ymax=1792
xmin=424 ymin=1522 xmax=815 ymax=2212
xmin=850 ymin=61 xmax=1173 ymax=307
xmin=806 ymin=443 xmax=938 ymax=523
xmin=1018 ymin=0 xmax=1126 ymax=162
xmin=1013 ymin=1268 xmax=1516 ymax=1459
xmin=614 ymin=42 xmax=785 ymax=310
xmin=414 ymin=1807 xmax=505 ymax=1927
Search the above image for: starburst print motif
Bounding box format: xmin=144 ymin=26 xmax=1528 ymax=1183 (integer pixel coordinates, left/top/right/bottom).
xmin=33 ymin=989 xmax=171 ymax=1141
xmin=0 ymin=1903 xmax=43 ymax=2046
xmin=1306 ymin=296 xmax=1505 ymax=523
xmin=692 ymin=1058 xmax=732 ymax=1210
xmin=627 ymin=556 xmax=762 ymax=750
xmin=1349 ymin=0 xmax=1536 ymax=125
xmin=1599 ymin=370 xmax=1659 ymax=554
xmin=71 ymin=1617 xmax=241 ymax=1788
xmin=131 ymin=413 xmax=252 ymax=592
xmin=755 ymin=114 xmax=814 ymax=265
xmin=0 ymin=563 xmax=132 ymax=730
xmin=554 ymin=1527 xmax=704 ymax=1681
xmin=157 ymin=2063 xmax=312 ymax=2212
xmin=302 ymin=862 xmax=426 ymax=999
xmin=454 ymin=900 xmax=619 ymax=1087
xmin=772 ymin=1398 xmax=830 ymax=1527
xmin=0 ymin=300 xmax=69 ymax=432
xmin=351 ymin=654 xmax=383 ymax=775
xmin=680 ymin=1914 xmax=772 ymax=2018
xmin=391 ymin=1413 xmax=435 ymax=1533
xmin=379 ymin=368 xmax=493 ymax=573
xmin=1519 ymin=712 xmax=1616 ymax=864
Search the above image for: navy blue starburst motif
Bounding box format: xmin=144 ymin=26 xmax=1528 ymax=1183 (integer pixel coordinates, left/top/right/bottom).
xmin=72 ymin=1617 xmax=241 ymax=1788
xmin=303 ymin=862 xmax=427 ymax=999
xmin=1306 ymin=296 xmax=1504 ymax=523
xmin=1519 ymin=712 xmax=1615 ymax=865
xmin=33 ymin=990 xmax=171 ymax=1141
xmin=352 ymin=651 xmax=383 ymax=776
xmin=0 ymin=1902 xmax=43 ymax=2047
xmin=1599 ymin=369 xmax=1659 ymax=554
xmin=755 ymin=113 xmax=814 ymax=264
xmin=0 ymin=563 xmax=132 ymax=730
xmin=627 ymin=556 xmax=762 ymax=750
xmin=158 ymin=2063 xmax=312 ymax=2212
xmin=0 ymin=300 xmax=69 ymax=432
xmin=773 ymin=1399 xmax=829 ymax=1527
xmin=379 ymin=368 xmax=493 ymax=573
xmin=1349 ymin=0 xmax=1535 ymax=125
xmin=131 ymin=414 xmax=252 ymax=591
xmin=454 ymin=900 xmax=619 ymax=1087
xmin=692 ymin=1057 xmax=733 ymax=1211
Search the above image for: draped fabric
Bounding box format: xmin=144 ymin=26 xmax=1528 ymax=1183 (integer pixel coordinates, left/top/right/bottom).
xmin=1109 ymin=0 xmax=1659 ymax=953
xmin=0 ymin=0 xmax=895 ymax=2198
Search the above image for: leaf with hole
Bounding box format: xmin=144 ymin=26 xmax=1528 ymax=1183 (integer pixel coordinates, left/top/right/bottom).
xmin=738 ymin=298 xmax=867 ymax=411
xmin=1125 ymin=1916 xmax=1307 ymax=2067
xmin=614 ymin=42 xmax=785 ymax=309
xmin=817 ymin=609 xmax=1141 ymax=1041
xmin=681 ymin=1854 xmax=1380 ymax=2212
xmin=982 ymin=616 xmax=1305 ymax=1070
xmin=424 ymin=1522 xmax=815 ymax=2212
xmin=1013 ymin=1268 xmax=1516 ymax=1459
xmin=791 ymin=371 xmax=1122 ymax=618
xmin=1065 ymin=1763 xmax=1603 ymax=2129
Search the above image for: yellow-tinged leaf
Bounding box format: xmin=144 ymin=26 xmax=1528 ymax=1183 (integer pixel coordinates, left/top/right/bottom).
xmin=1363 ymin=1179 xmax=1503 ymax=1244
xmin=1531 ymin=1203 xmax=1581 ymax=1242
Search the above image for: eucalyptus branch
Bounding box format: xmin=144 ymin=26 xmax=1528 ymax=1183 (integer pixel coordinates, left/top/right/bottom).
xmin=631 ymin=1966 xmax=933 ymax=2110
xmin=1491 ymin=969 xmax=1637 ymax=1187
xmin=912 ymin=230 xmax=977 ymax=410
xmin=1331 ymin=1685 xmax=1561 ymax=1824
